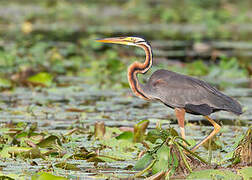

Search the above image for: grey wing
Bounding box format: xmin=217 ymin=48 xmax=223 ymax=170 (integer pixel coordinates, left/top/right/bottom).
xmin=144 ymin=70 xmax=242 ymax=115
xmin=145 ymin=71 xmax=211 ymax=107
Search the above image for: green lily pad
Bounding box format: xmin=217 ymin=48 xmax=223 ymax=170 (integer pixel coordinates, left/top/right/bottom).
xmin=0 ymin=146 xmax=33 ymax=158
xmin=0 ymin=173 xmax=25 ymax=180
xmin=187 ymin=169 xmax=242 ymax=180
xmin=55 ymin=162 xmax=80 ymax=171
xmin=27 ymin=72 xmax=53 ymax=87
xmin=239 ymin=167 xmax=252 ymax=180
xmin=0 ymin=176 xmax=15 ymax=180
xmin=95 ymin=155 xmax=117 ymax=162
xmin=116 ymin=131 xmax=134 ymax=141
xmin=21 ymin=148 xmax=43 ymax=159
xmin=31 ymin=172 xmax=67 ymax=180
xmin=37 ymin=135 xmax=62 ymax=148
xmin=0 ymin=78 xmax=12 ymax=88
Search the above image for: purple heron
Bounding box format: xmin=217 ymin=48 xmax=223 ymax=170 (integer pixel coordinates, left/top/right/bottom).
xmin=96 ymin=37 xmax=242 ymax=151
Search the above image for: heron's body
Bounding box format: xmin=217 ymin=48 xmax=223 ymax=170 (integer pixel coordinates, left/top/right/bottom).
xmin=97 ymin=36 xmax=242 ymax=151
xmin=143 ymin=69 xmax=242 ymax=116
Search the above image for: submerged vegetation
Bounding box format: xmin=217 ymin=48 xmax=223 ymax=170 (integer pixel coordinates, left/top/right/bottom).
xmin=0 ymin=0 xmax=251 ymax=179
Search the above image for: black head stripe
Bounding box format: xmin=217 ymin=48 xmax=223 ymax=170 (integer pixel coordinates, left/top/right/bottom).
xmin=136 ymin=40 xmax=146 ymax=43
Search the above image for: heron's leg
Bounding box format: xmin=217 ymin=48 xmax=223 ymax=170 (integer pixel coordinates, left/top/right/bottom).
xmin=175 ymin=108 xmax=186 ymax=140
xmin=191 ymin=116 xmax=221 ymax=152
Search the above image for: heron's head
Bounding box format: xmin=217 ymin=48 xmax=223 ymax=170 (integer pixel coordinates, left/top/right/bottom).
xmin=96 ymin=36 xmax=147 ymax=46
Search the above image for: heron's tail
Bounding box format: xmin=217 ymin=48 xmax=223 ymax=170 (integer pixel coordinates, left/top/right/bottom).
xmin=224 ymin=96 xmax=242 ymax=115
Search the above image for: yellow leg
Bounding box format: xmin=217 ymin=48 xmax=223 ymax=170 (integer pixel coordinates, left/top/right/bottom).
xmin=175 ymin=108 xmax=186 ymax=141
xmin=191 ymin=116 xmax=221 ymax=152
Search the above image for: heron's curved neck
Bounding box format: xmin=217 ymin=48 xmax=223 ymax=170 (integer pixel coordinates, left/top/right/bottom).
xmin=128 ymin=43 xmax=153 ymax=100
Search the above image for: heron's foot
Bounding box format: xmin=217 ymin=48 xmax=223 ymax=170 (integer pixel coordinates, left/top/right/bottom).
xmin=191 ymin=116 xmax=221 ymax=152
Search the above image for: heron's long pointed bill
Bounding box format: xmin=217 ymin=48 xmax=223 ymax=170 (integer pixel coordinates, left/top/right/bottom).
xmin=96 ymin=37 xmax=132 ymax=45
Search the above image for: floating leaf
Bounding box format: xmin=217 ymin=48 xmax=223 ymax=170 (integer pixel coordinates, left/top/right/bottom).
xmin=187 ymin=169 xmax=242 ymax=180
xmin=238 ymin=167 xmax=252 ymax=180
xmin=0 ymin=173 xmax=25 ymax=180
xmin=27 ymin=72 xmax=53 ymax=87
xmin=21 ymin=148 xmax=43 ymax=159
xmin=37 ymin=135 xmax=62 ymax=148
xmin=116 ymin=131 xmax=133 ymax=141
xmin=99 ymin=138 xmax=136 ymax=160
xmin=0 ymin=78 xmax=12 ymax=89
xmin=55 ymin=162 xmax=80 ymax=171
xmin=0 ymin=146 xmax=32 ymax=158
xmin=95 ymin=156 xmax=117 ymax=162
xmin=0 ymin=176 xmax=14 ymax=180
xmin=71 ymin=150 xmax=96 ymax=160
xmin=31 ymin=172 xmax=67 ymax=180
